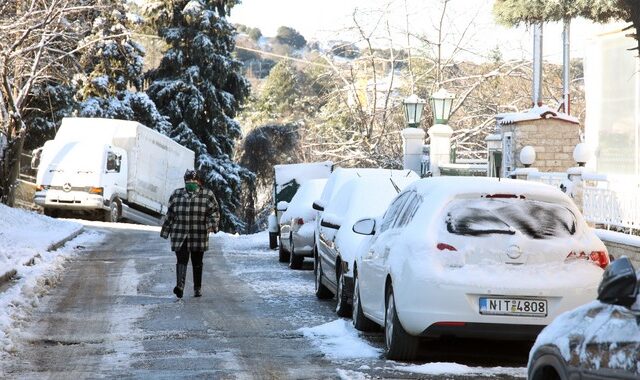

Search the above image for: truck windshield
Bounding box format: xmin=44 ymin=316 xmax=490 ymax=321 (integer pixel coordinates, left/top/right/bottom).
xmin=445 ymin=198 xmax=577 ymax=239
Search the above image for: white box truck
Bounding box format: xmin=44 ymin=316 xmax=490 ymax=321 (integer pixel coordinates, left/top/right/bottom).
xmin=33 ymin=117 xmax=194 ymax=225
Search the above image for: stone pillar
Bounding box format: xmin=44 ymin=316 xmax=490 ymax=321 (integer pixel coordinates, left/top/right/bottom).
xmin=564 ymin=167 xmax=585 ymax=213
xmin=427 ymin=123 xmax=453 ymax=175
xmin=401 ymin=127 xmax=426 ymax=175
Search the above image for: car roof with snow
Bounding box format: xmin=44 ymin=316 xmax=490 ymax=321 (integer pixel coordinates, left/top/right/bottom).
xmin=281 ymin=178 xmax=327 ymax=222
xmin=319 ymin=167 xmax=418 ymax=206
xmin=405 ymin=176 xmax=575 ymax=207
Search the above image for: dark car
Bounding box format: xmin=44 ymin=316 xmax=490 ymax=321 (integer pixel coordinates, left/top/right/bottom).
xmin=528 ymin=256 xmax=640 ymax=380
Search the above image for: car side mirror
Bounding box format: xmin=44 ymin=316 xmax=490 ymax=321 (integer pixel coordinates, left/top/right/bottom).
xmin=352 ymin=218 xmax=376 ymax=235
xmin=276 ymin=201 xmax=289 ymax=212
xmin=597 ymin=256 xmax=638 ymax=308
xmin=320 ymin=212 xmax=341 ymax=229
xmin=312 ymin=200 xmax=325 ymax=212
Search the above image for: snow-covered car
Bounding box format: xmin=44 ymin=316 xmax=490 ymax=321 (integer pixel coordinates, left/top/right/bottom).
xmin=350 ymin=176 xmax=610 ymax=361
xmin=278 ymin=178 xmax=327 ymax=269
xmin=311 ymin=168 xmax=418 ymax=299
xmin=528 ymin=256 xmax=639 ymax=380
xmin=271 ymin=161 xmax=332 ymax=249
xmin=314 ymin=175 xmax=418 ymax=317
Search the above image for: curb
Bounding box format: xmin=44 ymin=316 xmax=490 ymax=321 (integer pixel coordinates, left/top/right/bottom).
xmin=0 ymin=226 xmax=85 ymax=288
xmin=46 ymin=227 xmax=85 ymax=252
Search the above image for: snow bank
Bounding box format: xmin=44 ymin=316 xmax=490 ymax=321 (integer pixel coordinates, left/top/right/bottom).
xmin=299 ymin=319 xmax=381 ymax=360
xmin=0 ymin=204 xmax=104 ymax=353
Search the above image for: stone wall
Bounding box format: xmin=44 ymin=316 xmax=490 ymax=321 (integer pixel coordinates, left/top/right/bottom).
xmin=601 ymin=239 xmax=640 ymax=269
xmin=500 ymin=118 xmax=581 ymax=172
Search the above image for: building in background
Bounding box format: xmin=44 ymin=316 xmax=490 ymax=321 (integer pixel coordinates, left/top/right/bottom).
xmin=584 ymin=27 xmax=640 ymax=177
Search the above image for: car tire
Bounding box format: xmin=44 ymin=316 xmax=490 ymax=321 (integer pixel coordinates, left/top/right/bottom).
xmin=314 ymin=252 xmax=332 ymax=299
xmin=269 ymin=232 xmax=278 ymax=249
xmin=335 ymin=268 xmax=352 ymax=317
xmin=289 ymin=241 xmax=303 ymax=269
xmin=385 ymin=286 xmax=419 ymax=361
xmin=529 ymin=346 xmax=569 ymax=380
xmin=278 ymin=237 xmax=289 ymax=263
xmin=352 ymin=273 xmax=377 ymax=332
xmin=104 ymin=199 xmax=120 ymax=223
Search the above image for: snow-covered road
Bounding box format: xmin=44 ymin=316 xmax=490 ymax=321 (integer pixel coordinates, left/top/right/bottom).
xmin=0 ymin=206 xmax=528 ymax=378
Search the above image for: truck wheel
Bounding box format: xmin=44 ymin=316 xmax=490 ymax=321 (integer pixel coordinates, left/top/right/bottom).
xmin=104 ymin=200 xmax=120 ymax=223
xmin=269 ymin=232 xmax=278 ymax=249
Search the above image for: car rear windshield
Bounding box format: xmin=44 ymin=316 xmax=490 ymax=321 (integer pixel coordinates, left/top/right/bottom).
xmin=445 ymin=198 xmax=577 ymax=239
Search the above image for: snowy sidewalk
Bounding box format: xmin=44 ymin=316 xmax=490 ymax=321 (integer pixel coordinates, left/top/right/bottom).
xmin=0 ymin=204 xmax=84 ymax=287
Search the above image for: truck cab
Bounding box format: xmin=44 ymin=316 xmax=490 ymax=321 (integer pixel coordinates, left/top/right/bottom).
xmin=34 ymin=140 xmax=127 ymax=221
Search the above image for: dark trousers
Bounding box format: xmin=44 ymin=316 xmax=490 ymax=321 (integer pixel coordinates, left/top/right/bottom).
xmin=176 ymin=241 xmax=204 ymax=292
xmin=176 ymin=243 xmax=204 ymax=266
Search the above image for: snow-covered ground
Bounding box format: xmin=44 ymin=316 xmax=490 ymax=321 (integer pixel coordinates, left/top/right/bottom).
xmin=7 ymin=203 xmax=639 ymax=378
xmin=0 ymin=204 xmax=105 ymax=352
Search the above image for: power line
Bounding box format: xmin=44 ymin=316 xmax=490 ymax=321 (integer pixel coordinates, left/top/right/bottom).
xmin=236 ymin=45 xmax=331 ymax=68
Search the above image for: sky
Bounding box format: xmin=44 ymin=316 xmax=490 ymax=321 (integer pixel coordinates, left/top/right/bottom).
xmin=229 ymin=0 xmax=627 ymax=63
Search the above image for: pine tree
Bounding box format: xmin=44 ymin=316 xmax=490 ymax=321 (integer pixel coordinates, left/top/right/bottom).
xmin=494 ymin=0 xmax=640 ymax=53
xmin=144 ymin=0 xmax=253 ymax=232
xmin=77 ymin=0 xmax=171 ymax=133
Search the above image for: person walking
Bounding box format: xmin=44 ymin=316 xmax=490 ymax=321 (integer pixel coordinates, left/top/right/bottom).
xmin=161 ymin=169 xmax=219 ymax=298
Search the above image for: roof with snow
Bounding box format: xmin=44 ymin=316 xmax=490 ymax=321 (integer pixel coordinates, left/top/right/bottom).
xmin=496 ymin=105 xmax=579 ymax=125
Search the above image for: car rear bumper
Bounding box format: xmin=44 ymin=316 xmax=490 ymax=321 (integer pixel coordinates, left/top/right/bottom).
xmin=394 ymin=280 xmax=599 ymax=338
xmin=292 ymin=234 xmax=315 ymax=257
xmin=421 ymin=322 xmax=543 ymax=340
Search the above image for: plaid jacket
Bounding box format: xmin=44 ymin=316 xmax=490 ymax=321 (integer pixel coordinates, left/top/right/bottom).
xmin=160 ymin=187 xmax=220 ymax=252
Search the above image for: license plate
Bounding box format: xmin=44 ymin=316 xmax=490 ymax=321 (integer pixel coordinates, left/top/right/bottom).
xmin=479 ymin=297 xmax=548 ymax=317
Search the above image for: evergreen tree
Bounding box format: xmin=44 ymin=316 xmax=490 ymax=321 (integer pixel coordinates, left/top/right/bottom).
xmin=494 ymin=0 xmax=640 ymax=53
xmin=23 ymin=82 xmax=77 ymax=151
xmin=276 ymin=26 xmax=307 ymax=49
xmin=144 ymin=0 xmax=252 ymax=232
xmin=77 ymin=0 xmax=171 ymax=133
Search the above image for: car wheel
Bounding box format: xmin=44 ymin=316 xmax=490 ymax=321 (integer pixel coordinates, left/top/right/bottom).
xmin=104 ymin=199 xmax=120 ymax=223
xmin=278 ymin=236 xmax=289 ymax=262
xmin=335 ymin=268 xmax=352 ymax=317
xmin=289 ymin=241 xmax=303 ymax=269
xmin=269 ymin=232 xmax=278 ymax=249
xmin=314 ymin=253 xmax=332 ymax=299
xmin=385 ymin=286 xmax=419 ymax=361
xmin=352 ymin=273 xmax=377 ymax=332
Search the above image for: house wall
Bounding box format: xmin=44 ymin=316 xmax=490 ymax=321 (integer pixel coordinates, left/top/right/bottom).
xmin=500 ymin=118 xmax=581 ymax=172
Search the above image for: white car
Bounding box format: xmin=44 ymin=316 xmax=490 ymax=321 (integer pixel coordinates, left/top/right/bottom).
xmin=314 ymin=175 xmax=417 ymax=317
xmin=278 ymin=179 xmax=327 ymax=269
xmin=311 ymin=168 xmax=418 ymax=300
xmin=351 ymin=177 xmax=609 ymax=361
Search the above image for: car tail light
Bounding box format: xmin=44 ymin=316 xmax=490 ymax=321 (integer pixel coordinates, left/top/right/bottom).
xmin=437 ymin=243 xmax=457 ymax=251
xmin=566 ymin=250 xmax=609 ymax=269
xmin=295 ymin=217 xmax=304 ymax=225
xmin=589 ymin=251 xmax=609 ymax=268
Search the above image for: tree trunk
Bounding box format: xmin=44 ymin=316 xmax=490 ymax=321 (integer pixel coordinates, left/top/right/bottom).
xmin=0 ymin=123 xmax=25 ymax=207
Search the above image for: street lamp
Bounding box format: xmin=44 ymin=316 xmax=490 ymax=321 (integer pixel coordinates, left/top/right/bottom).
xmin=403 ymin=94 xmax=426 ymax=128
xmin=429 ymin=88 xmax=455 ymax=125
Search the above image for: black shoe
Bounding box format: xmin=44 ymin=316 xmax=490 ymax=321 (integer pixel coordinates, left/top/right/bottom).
xmin=173 ymin=286 xmax=184 ymax=298
xmin=194 ymin=288 xmax=202 ymax=297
